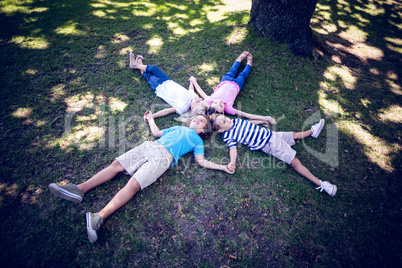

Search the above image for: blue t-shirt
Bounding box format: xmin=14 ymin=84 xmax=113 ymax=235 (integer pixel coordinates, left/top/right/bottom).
xmin=156 ymin=126 xmax=204 ymax=166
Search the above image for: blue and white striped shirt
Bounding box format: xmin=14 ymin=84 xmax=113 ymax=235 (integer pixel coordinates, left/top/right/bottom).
xmin=222 ymin=118 xmax=272 ymax=150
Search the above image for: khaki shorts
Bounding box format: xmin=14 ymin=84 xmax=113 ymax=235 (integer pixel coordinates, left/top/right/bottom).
xmin=116 ymin=141 xmax=173 ymax=189
xmin=262 ymin=132 xmax=296 ymax=165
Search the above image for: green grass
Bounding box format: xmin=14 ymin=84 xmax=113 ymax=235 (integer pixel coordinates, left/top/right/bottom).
xmin=1 ymin=0 xmax=401 ymax=267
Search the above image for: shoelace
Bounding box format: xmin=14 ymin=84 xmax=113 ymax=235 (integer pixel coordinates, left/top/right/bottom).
xmin=95 ymin=218 xmax=103 ymax=231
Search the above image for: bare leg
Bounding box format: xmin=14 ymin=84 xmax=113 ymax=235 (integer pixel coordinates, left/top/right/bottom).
xmin=98 ymin=176 xmax=141 ymax=219
xmin=246 ymin=53 xmax=253 ymax=67
xmin=236 ymin=51 xmax=249 ymax=62
xmin=293 ymin=130 xmax=313 ymax=140
xmin=129 ymin=52 xmax=147 ymax=73
xmin=136 ymin=55 xmax=145 ymax=74
xmin=290 ymin=157 xmax=321 ymax=186
xmin=77 ymin=160 xmax=125 ymax=193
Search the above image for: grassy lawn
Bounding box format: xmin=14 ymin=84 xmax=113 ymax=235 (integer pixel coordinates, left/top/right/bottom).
xmin=0 ymin=0 xmax=401 ymax=266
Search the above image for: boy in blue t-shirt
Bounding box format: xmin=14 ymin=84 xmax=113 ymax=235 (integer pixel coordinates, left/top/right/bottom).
xmin=211 ymin=114 xmax=337 ymax=196
xmin=49 ymin=111 xmax=233 ymax=243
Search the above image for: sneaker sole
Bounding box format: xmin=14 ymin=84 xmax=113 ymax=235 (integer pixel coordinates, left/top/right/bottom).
xmin=48 ymin=183 xmax=83 ymax=203
xmin=86 ymin=213 xmax=98 ymax=243
xmin=329 ymin=185 xmax=337 ymax=196
xmin=312 ymin=119 xmax=325 ymax=138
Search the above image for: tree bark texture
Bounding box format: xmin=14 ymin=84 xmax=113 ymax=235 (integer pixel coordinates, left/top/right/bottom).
xmin=250 ymin=0 xmax=319 ymax=57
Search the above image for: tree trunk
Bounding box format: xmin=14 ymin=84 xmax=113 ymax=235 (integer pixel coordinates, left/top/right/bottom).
xmin=249 ymin=0 xmax=318 ymax=57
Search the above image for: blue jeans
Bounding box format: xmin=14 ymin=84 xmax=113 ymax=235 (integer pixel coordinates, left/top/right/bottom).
xmin=142 ymin=65 xmax=171 ymax=92
xmin=220 ymin=61 xmax=251 ymax=90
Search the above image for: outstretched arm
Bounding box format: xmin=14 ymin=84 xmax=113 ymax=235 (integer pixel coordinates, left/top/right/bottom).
xmin=195 ymin=155 xmax=234 ymax=174
xmin=235 ymin=110 xmax=276 ymax=125
xmin=189 ymin=76 xmax=209 ymax=99
xmin=144 ymin=110 xmax=163 ymax=137
xmin=228 ymin=147 xmax=237 ymax=172
xmin=152 ymin=107 xmax=177 ymax=119
xmin=188 ymin=79 xmax=195 ymax=93
xmin=251 ymin=119 xmax=267 ymax=124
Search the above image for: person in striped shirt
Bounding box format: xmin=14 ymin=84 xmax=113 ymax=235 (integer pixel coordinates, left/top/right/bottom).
xmin=211 ymin=114 xmax=337 ymax=196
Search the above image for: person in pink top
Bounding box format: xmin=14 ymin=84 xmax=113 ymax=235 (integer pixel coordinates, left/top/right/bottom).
xmin=190 ymin=51 xmax=276 ymax=125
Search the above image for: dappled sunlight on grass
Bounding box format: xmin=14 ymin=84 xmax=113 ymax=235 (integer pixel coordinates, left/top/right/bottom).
xmin=64 ymin=92 xmax=98 ymax=113
xmin=377 ymin=105 xmax=402 ymax=124
xmin=109 ymin=96 xmax=127 ymax=112
xmin=61 ymin=125 xmax=105 ymax=151
xmin=110 ymin=33 xmax=130 ymax=44
xmin=23 ymin=68 xmax=38 ymax=75
xmin=55 ymin=21 xmax=87 ymax=36
xmin=44 ymin=93 xmax=107 ymax=151
xmin=196 ymin=62 xmax=220 ymax=85
xmin=355 ymin=1 xmax=386 ymax=16
xmin=0 ymin=183 xmax=18 ymax=208
xmin=142 ymin=23 xmax=154 ymax=30
xmin=317 ymin=85 xmax=346 ymax=116
xmin=384 ymin=37 xmax=402 ymax=53
xmin=146 ymin=35 xmax=164 ymax=54
xmin=12 ymin=107 xmax=32 ymax=118
xmin=324 ymin=65 xmax=357 ymax=89
xmin=338 ymin=25 xmax=367 ymax=42
xmin=12 ymin=107 xmax=35 ymax=125
xmin=11 ymin=106 xmax=47 ymax=127
xmin=387 ymin=79 xmax=402 ymax=95
xmin=0 ymin=1 xmax=48 ymax=16
xmin=90 ymin=3 xmax=106 ymax=9
xmin=327 ymin=41 xmax=384 ymax=64
xmin=339 ymin=121 xmax=399 ymax=173
xmin=92 ymin=9 xmax=106 ymax=17
xmin=50 ymin=84 xmax=66 ymax=102
xmin=314 ymin=0 xmax=401 ymax=175
xmin=95 ymin=45 xmax=106 ymax=58
xmin=130 ymin=1 xmax=157 ymax=16
xmin=225 ymin=27 xmax=248 ymax=45
xmin=119 ymin=46 xmax=132 ymax=56
xmin=10 ymin=35 xmax=49 ymax=49
xmin=205 ymin=0 xmax=250 ymax=23
xmin=46 ymin=93 xmax=131 ymax=152
xmin=167 ymin=21 xmax=187 ymax=36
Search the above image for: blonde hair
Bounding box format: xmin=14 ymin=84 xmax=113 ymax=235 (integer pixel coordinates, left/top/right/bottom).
xmin=175 ymin=101 xmax=210 ymax=123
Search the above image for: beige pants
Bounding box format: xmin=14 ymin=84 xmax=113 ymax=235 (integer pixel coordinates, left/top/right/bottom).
xmin=116 ymin=141 xmax=173 ymax=189
xmin=262 ymin=132 xmax=296 ymax=165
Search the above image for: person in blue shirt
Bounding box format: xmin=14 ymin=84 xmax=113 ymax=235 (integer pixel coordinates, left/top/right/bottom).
xmin=211 ymin=114 xmax=337 ymax=197
xmin=49 ymin=111 xmax=233 ymax=243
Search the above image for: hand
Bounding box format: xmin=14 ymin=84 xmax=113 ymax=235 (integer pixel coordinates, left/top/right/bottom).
xmin=264 ymin=116 xmax=276 ymax=125
xmin=228 ymin=163 xmax=236 ymax=173
xmin=189 ymin=76 xmax=197 ymax=83
xmin=223 ymin=165 xmax=235 ymax=174
xmin=143 ymin=110 xmax=152 ymax=122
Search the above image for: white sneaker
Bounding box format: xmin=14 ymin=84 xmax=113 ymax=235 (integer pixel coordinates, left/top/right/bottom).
xmin=86 ymin=212 xmax=103 ymax=243
xmin=316 ymin=180 xmax=337 ymax=196
xmin=311 ymin=119 xmax=325 ymax=138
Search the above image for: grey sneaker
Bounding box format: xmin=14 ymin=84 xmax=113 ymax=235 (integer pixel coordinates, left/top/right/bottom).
xmin=311 ymin=119 xmax=325 ymax=138
xmin=48 ymin=183 xmax=85 ymax=203
xmin=86 ymin=212 xmax=103 ymax=243
xmin=316 ymin=180 xmax=337 ymax=196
